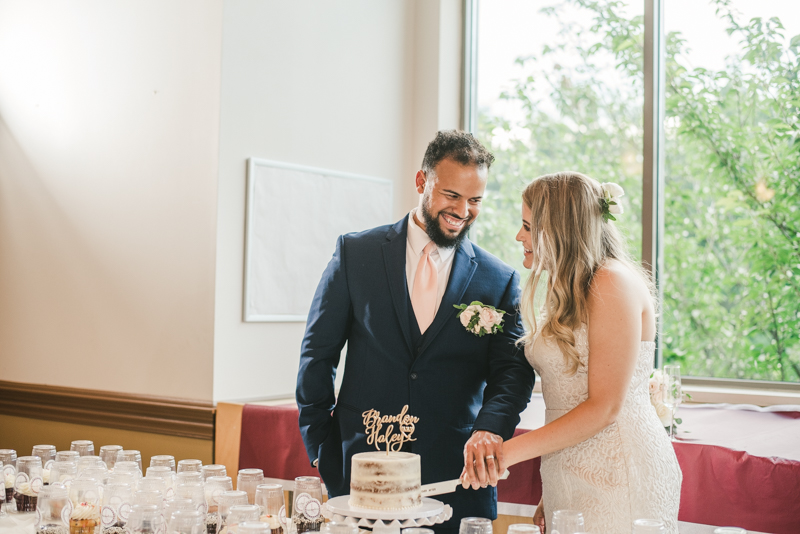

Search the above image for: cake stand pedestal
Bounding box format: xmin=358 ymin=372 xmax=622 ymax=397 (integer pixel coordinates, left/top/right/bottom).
xmin=323 ymin=496 xmax=452 ymax=534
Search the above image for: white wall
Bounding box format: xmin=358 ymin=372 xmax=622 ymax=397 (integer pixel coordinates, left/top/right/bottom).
xmin=0 ymin=0 xmax=464 ymax=403
xmin=212 ymin=0 xmax=463 ymax=401
xmin=0 ymin=0 xmax=222 ymax=400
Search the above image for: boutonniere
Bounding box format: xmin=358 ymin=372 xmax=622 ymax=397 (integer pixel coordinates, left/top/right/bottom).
xmin=453 ymin=301 xmax=506 ymax=337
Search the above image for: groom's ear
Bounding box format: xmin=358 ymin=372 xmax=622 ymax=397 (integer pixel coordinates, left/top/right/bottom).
xmin=415 ymin=170 xmax=427 ymax=194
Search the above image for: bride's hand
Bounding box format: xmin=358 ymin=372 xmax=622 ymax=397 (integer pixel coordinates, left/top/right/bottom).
xmin=533 ymin=499 xmax=545 ymax=533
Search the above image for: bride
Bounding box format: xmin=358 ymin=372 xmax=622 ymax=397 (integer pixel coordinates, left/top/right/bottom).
xmin=462 ymin=172 xmax=682 ymax=533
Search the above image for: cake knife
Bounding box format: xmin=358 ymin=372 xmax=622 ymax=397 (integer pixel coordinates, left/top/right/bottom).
xmin=419 ymin=469 xmax=510 ymax=496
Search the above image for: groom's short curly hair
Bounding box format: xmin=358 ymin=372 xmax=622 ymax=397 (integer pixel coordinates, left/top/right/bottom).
xmin=421 ymin=130 xmax=495 ymax=175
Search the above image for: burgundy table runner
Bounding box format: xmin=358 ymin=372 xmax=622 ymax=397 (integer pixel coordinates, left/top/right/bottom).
xmin=237 ymin=400 xmax=800 ymax=533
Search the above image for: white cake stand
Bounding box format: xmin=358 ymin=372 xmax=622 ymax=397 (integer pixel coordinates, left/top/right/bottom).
xmin=323 ymin=496 xmax=453 ymax=534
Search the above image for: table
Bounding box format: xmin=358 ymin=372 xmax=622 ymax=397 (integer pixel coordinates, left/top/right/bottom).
xmin=0 ymin=510 xmax=770 ymax=534
xmin=228 ymin=395 xmax=800 ymax=534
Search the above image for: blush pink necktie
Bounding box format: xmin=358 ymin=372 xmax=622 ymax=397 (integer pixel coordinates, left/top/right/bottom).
xmin=411 ymin=241 xmax=438 ymax=334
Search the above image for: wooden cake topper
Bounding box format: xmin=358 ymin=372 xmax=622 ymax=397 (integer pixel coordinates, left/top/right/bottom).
xmin=362 ymin=405 xmax=419 ymax=454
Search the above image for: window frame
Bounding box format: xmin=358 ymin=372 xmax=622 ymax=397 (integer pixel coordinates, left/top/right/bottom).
xmin=461 ymin=0 xmax=800 ymax=400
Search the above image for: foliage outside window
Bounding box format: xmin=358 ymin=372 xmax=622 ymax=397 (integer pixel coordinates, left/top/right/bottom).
xmin=473 ymin=0 xmax=800 ymax=382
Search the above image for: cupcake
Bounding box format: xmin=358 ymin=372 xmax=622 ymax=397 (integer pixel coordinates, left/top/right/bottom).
xmin=70 ymin=502 xmax=100 ymax=534
xmin=14 ymin=481 xmax=38 ymax=512
xmin=3 ymin=472 xmax=14 ymax=505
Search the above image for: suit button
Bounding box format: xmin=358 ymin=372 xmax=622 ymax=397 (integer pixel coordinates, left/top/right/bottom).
xmin=410 ymin=373 xmax=418 ymax=380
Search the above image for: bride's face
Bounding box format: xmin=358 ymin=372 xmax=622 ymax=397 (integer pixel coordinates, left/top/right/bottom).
xmin=516 ymin=203 xmax=534 ymax=269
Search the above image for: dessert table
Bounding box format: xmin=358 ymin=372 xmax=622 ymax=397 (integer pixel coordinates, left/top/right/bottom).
xmin=218 ymin=395 xmax=800 ymax=534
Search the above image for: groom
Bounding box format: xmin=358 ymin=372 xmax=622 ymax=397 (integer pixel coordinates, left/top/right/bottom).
xmin=296 ymin=130 xmax=535 ymax=531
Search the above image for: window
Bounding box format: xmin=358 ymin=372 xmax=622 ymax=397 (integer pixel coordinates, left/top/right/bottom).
xmin=469 ymin=0 xmax=800 ymax=384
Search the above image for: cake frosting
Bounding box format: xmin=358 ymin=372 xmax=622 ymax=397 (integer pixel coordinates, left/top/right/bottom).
xmin=16 ymin=481 xmax=37 ymax=497
xmin=4 ymin=473 xmax=13 ymax=488
xmin=71 ymin=502 xmax=101 ymax=520
xmin=348 ymin=452 xmax=421 ymax=510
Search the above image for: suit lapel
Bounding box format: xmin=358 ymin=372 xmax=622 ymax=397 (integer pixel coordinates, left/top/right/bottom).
xmin=382 ymin=217 xmax=413 ymax=356
xmin=417 ymin=239 xmax=478 ymax=355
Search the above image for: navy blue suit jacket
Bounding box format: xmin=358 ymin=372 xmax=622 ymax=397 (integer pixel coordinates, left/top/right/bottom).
xmin=296 ymin=215 xmax=535 ymax=526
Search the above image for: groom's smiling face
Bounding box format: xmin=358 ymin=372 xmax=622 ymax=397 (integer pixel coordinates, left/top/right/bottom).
xmin=414 ymin=157 xmax=487 ymax=248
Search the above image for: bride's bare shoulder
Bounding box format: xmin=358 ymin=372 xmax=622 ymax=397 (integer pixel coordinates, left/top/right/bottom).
xmin=588 ymin=259 xmax=649 ymax=306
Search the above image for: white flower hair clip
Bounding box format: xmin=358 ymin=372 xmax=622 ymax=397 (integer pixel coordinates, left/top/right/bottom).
xmin=600 ymin=182 xmax=625 ymax=222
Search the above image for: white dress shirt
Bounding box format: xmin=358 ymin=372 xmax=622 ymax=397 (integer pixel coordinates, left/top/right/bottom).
xmin=406 ymin=209 xmax=456 ymax=317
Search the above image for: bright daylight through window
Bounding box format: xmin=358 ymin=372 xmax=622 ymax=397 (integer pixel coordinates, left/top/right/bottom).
xmin=472 ymin=0 xmax=800 ymax=383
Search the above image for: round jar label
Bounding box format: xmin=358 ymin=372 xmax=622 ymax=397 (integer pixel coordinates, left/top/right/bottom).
xmin=279 ymin=505 xmax=287 ymax=525
xmin=30 ymin=477 xmax=43 ymax=493
xmin=101 ymin=505 xmax=116 ymax=526
xmin=35 ymin=509 xmax=42 ymax=527
xmin=61 ymin=501 xmax=73 ymax=525
xmin=294 ymin=493 xmax=311 ymax=516
xmin=44 ymin=460 xmax=54 ymax=470
xmin=303 ymin=498 xmax=321 ymax=520
xmin=15 ymin=472 xmax=29 ymax=487
xmin=118 ymin=502 xmax=131 ymax=521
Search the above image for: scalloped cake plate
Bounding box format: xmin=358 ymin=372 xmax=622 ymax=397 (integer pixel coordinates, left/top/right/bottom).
xmin=323 ymin=495 xmax=452 ymax=525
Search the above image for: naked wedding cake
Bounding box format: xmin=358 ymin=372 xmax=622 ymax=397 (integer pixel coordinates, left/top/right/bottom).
xmin=349 ymin=452 xmax=422 ymax=510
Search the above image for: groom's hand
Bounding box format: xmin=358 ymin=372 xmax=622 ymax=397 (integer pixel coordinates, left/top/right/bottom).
xmin=461 ymin=430 xmax=504 ymax=490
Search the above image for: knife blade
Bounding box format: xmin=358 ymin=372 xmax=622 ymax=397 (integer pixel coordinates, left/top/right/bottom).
xmin=419 ymin=469 xmax=510 ymax=497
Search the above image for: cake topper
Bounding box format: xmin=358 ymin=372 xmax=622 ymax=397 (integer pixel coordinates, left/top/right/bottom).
xmin=362 ymin=405 xmax=419 ymax=454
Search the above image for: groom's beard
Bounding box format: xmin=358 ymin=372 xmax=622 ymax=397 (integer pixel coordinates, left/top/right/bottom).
xmin=420 ymin=199 xmax=473 ymax=249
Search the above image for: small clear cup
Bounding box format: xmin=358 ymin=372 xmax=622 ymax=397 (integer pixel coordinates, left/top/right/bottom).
xmin=127 ymin=503 xmax=163 ymax=534
xmin=48 ymin=462 xmax=78 ymax=487
xmin=146 ymin=465 xmax=175 ymax=500
xmin=177 ymin=459 xmax=203 ymax=473
xmin=99 ymin=445 xmax=123 ymax=471
xmin=150 ymin=455 xmax=176 ymax=472
xmin=54 ymin=451 xmax=79 ymax=464
xmin=35 ymin=484 xmax=70 ymax=534
xmin=133 ymin=490 xmax=164 ymax=510
xmin=254 ymin=483 xmax=284 ymax=530
xmin=228 ymin=503 xmax=261 ymax=526
xmin=205 ymin=475 xmax=233 ymax=514
xmin=163 ymin=498 xmax=196 ymax=524
xmin=69 ymin=441 xmax=95 ymax=457
xmin=237 ymin=469 xmax=264 ymax=505
xmin=175 ymin=482 xmax=207 ymax=515
xmin=633 ymin=519 xmax=666 ymax=533
xmin=1 ymin=450 xmax=17 ymax=510
xmin=114 ymin=461 xmax=142 ymax=479
xmin=292 ymin=477 xmax=323 ymax=534
xmin=176 ymin=472 xmax=204 ymax=486
xmin=167 ymin=509 xmax=205 ymax=533
xmin=15 ymin=456 xmax=44 ymax=512
xmin=116 ymin=450 xmax=143 ymax=472
xmin=31 ymin=445 xmax=57 ymax=473
xmin=218 ymin=490 xmax=249 ymax=533
xmin=201 ymin=464 xmax=227 ymax=481
xmin=102 ymin=482 xmax=135 ymax=530
xmin=459 ymin=518 xmax=493 ymax=534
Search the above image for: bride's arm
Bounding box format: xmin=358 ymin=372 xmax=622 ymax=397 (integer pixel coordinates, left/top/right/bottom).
xmin=502 ymin=264 xmax=647 ymax=468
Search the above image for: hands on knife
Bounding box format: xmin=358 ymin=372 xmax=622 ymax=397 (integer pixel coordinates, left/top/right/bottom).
xmin=460 ymin=430 xmax=506 ymax=490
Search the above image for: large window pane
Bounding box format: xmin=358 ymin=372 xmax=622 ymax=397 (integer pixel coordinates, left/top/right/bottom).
xmin=662 ymin=0 xmax=800 ymax=382
xmin=474 ymin=0 xmax=644 ymax=276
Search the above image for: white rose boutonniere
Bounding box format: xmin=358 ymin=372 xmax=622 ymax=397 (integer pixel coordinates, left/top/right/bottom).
xmin=454 ymin=301 xmax=505 ymax=337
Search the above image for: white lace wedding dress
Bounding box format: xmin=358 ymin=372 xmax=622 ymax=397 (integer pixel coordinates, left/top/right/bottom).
xmin=526 ymin=325 xmax=682 ymax=533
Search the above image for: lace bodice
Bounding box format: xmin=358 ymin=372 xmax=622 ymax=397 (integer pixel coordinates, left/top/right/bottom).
xmin=528 ymin=324 xmax=654 ymax=411
xmin=525 ymin=325 xmax=682 ymax=534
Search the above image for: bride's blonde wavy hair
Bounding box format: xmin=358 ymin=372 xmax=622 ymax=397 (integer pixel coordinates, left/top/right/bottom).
xmin=519 ymin=171 xmax=654 ymax=374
